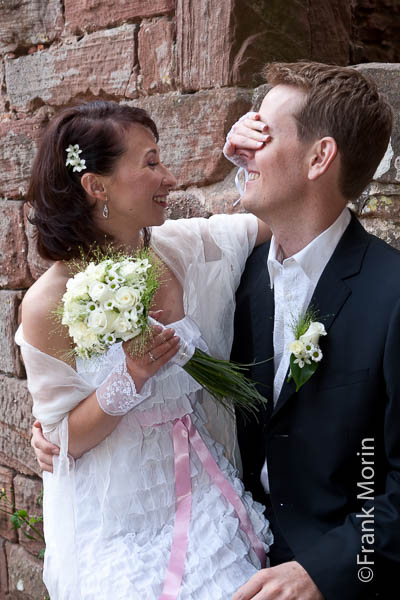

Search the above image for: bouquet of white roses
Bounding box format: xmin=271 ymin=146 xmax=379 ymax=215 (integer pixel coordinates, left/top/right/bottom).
xmin=60 ymin=250 xmax=267 ymax=416
xmin=61 ymin=251 xmax=159 ymax=359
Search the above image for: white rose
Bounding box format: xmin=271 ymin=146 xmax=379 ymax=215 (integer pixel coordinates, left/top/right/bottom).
xmin=114 ymin=316 xmax=131 ymax=335
xmin=85 ymin=262 xmax=106 ymax=280
xmin=299 ymin=322 xmax=327 ymax=347
xmin=288 ymin=339 xmax=304 ymax=356
xmin=114 ymin=286 xmax=138 ymax=310
xmin=62 ymin=300 xmax=85 ymax=324
xmin=88 ymin=281 xmax=111 ymax=303
xmin=87 ymin=309 xmax=108 ymax=334
xmin=78 ymin=330 xmax=99 ymax=349
xmin=66 ymin=272 xmax=90 ymax=297
xmin=119 ymin=261 xmax=139 ymax=278
xmin=69 ymin=321 xmax=90 ymax=341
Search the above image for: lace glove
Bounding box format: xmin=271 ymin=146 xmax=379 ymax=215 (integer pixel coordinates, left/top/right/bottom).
xmin=223 ymin=111 xmax=256 ymax=203
xmin=96 ymin=355 xmax=152 ymax=416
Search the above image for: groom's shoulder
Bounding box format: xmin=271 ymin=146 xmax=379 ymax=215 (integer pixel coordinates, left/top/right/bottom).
xmin=363 ymin=226 xmax=400 ymax=269
xmin=355 ymin=222 xmax=400 ymax=296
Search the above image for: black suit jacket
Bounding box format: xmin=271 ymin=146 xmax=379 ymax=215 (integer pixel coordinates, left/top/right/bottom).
xmin=232 ymin=215 xmax=400 ymax=599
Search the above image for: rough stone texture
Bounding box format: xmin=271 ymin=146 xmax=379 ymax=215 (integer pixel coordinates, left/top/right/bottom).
xmin=352 ymin=0 xmax=400 ymax=63
xmin=176 ymin=0 xmax=232 ymax=90
xmin=0 ymin=0 xmax=64 ymax=56
xmin=176 ymin=0 xmax=354 ymax=91
xmin=356 ymin=63 xmax=400 ymax=185
xmin=0 ymin=293 xmax=24 ymax=378
xmin=6 ymin=24 xmax=138 ymax=112
xmin=132 ymin=88 xmax=252 ymax=187
xmin=0 ymin=202 xmax=32 ymax=290
xmin=5 ymin=543 xmax=47 ymax=599
xmin=138 ymin=18 xmax=175 ymax=95
xmin=0 ymin=377 xmax=38 ymax=477
xmin=0 ymin=113 xmax=46 ymax=200
xmin=13 ymin=477 xmax=43 ymax=557
xmin=0 ymin=468 xmax=16 ymax=543
xmin=0 ymin=537 xmax=8 ymax=599
xmin=167 ymin=170 xmax=242 ymax=218
xmin=65 ymin=0 xmax=174 ymax=34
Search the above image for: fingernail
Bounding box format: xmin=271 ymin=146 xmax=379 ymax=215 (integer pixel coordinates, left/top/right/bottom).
xmin=257 ymin=141 xmax=264 ymax=147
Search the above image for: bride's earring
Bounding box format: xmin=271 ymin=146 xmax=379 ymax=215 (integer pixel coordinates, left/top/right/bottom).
xmin=102 ymin=196 xmax=109 ymax=219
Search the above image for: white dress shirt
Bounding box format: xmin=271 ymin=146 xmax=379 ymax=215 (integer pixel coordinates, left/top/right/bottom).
xmin=260 ymin=208 xmax=351 ymax=493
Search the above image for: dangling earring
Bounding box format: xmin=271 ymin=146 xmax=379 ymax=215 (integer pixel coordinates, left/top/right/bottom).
xmin=102 ymin=196 xmax=109 ymax=219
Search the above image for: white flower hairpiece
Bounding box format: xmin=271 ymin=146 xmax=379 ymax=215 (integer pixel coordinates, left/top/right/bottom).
xmin=65 ymin=144 xmax=87 ymax=173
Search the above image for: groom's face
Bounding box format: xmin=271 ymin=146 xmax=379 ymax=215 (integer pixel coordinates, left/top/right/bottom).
xmin=240 ymin=85 xmax=312 ymax=221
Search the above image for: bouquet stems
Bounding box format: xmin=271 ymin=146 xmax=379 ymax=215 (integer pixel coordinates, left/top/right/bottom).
xmin=182 ymin=348 xmax=268 ymax=418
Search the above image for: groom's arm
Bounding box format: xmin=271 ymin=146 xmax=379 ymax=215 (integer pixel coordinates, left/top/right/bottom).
xmin=294 ymin=297 xmax=400 ymax=599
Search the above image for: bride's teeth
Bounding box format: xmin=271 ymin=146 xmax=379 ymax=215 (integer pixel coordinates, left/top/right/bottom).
xmin=248 ymin=172 xmax=260 ymax=181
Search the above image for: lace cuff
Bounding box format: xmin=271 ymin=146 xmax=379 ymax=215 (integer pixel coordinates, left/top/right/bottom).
xmin=96 ymin=356 xmax=152 ymax=415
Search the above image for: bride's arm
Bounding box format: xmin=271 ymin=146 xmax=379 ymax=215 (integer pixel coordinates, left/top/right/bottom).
xmin=22 ymin=284 xmax=180 ymax=459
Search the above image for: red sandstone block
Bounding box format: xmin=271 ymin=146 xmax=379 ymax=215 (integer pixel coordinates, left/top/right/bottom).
xmin=0 ymin=114 xmax=44 ymax=200
xmin=138 ymin=18 xmax=176 ymax=95
xmin=65 ymin=0 xmax=174 ymax=34
xmin=5 ymin=25 xmax=138 ymax=112
xmin=0 ymin=467 xmax=16 ymax=543
xmin=0 ymin=201 xmax=33 ymax=290
xmin=0 ymin=0 xmax=63 ymax=55
xmin=5 ymin=542 xmax=47 ymax=599
xmin=0 ymin=377 xmax=38 ymax=477
xmin=13 ymin=476 xmax=43 ymax=557
xmin=176 ymin=0 xmax=233 ymax=91
xmin=0 ymin=293 xmax=25 ymax=378
xmin=133 ymin=87 xmax=252 ymax=187
xmin=176 ymin=0 xmax=353 ymax=91
xmin=356 ymin=64 xmax=400 ymax=185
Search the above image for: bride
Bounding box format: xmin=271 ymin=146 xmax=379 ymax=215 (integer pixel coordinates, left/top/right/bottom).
xmin=18 ymin=100 xmax=273 ymax=599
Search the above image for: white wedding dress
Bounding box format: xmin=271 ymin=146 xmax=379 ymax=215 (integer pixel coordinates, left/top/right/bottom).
xmin=16 ymin=214 xmax=273 ymax=600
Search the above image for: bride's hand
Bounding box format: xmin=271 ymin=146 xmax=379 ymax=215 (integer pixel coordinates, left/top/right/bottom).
xmin=31 ymin=420 xmax=59 ymax=473
xmin=123 ymin=317 xmax=180 ymax=393
xmin=223 ymin=112 xmax=271 ymax=164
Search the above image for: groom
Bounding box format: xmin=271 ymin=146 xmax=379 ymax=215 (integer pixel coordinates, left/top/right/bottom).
xmin=229 ymin=62 xmax=400 ymax=599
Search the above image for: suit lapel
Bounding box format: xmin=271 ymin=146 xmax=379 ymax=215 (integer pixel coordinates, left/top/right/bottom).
xmin=272 ymin=214 xmax=370 ymax=417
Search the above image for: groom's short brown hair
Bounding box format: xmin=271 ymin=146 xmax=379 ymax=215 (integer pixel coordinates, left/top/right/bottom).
xmin=263 ymin=61 xmax=393 ymax=200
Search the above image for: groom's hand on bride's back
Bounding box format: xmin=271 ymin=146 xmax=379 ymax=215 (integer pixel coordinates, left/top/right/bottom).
xmin=31 ymin=420 xmax=59 ymax=473
xmin=233 ymin=561 xmax=324 ymax=600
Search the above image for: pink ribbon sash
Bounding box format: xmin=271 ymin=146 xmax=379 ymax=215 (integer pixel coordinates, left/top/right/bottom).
xmin=159 ymin=414 xmax=266 ymax=600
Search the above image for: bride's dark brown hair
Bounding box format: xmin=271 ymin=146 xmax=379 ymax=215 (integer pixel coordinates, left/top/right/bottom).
xmin=27 ymin=100 xmax=159 ymax=261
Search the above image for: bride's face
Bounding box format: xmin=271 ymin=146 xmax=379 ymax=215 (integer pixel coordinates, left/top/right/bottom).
xmin=100 ymin=124 xmax=176 ymax=230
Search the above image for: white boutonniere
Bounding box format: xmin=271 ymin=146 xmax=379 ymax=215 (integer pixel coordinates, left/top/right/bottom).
xmin=287 ymin=309 xmax=327 ymax=392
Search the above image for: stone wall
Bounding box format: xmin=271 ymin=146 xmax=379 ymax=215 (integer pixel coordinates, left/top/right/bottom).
xmin=0 ymin=1 xmax=399 ymax=597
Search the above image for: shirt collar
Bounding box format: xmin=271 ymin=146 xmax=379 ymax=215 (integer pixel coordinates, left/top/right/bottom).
xmin=267 ymin=208 xmax=351 ymax=288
